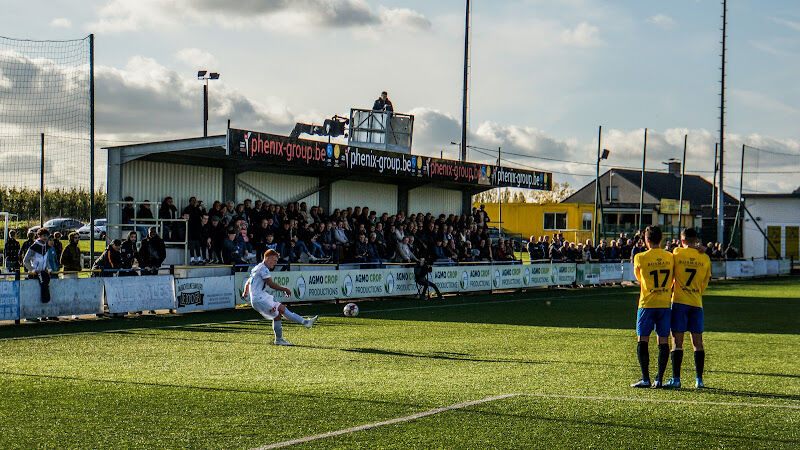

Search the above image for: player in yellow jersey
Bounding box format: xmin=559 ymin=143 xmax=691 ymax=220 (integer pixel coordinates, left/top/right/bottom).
xmin=631 ymin=226 xmax=674 ymax=388
xmin=664 ymin=228 xmax=711 ymax=389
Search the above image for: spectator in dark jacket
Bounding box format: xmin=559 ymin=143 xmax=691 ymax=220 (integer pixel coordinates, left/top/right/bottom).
xmin=92 ymin=240 xmax=122 ymax=277
xmin=119 ymin=231 xmax=139 ymax=276
xmin=4 ymin=230 xmax=20 ymax=271
xmin=159 ymin=197 xmax=179 ymax=240
xmin=138 ymin=227 xmax=166 ymax=275
xmin=372 ymin=91 xmax=394 ymax=112
xmin=60 ymin=232 xmax=82 ymax=275
xmin=221 ymin=229 xmax=245 ymax=265
xmin=19 ymin=231 xmax=35 ymax=264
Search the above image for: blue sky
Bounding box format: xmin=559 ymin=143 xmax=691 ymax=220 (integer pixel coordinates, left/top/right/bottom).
xmin=1 ymin=0 xmax=799 ymax=192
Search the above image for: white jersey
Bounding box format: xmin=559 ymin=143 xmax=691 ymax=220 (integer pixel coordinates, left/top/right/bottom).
xmin=248 ymin=262 xmax=281 ymax=320
xmin=248 ymin=263 xmax=271 ymax=297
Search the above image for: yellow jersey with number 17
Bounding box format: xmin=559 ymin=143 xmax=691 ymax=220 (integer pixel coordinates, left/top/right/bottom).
xmin=633 ymin=248 xmax=674 ymax=309
xmin=672 ymin=247 xmax=711 ymax=308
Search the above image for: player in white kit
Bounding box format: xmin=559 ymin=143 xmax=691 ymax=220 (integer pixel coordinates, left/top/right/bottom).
xmin=242 ymin=249 xmax=318 ymax=346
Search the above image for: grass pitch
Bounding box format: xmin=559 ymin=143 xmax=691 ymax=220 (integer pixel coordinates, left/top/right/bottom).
xmin=0 ymin=278 xmax=798 ymax=448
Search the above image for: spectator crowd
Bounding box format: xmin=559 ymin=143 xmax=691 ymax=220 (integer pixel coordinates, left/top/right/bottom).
xmin=527 ymin=230 xmax=739 ymax=263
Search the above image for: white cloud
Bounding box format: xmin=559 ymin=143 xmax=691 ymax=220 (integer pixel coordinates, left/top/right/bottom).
xmin=646 ymin=14 xmax=675 ymax=29
xmin=88 ymin=0 xmax=431 ymax=34
xmin=50 ymin=18 xmax=72 ymax=28
xmin=731 ymin=89 xmax=798 ymax=114
xmin=772 ymin=17 xmax=800 ymax=31
xmin=175 ymin=48 xmax=218 ymax=70
xmin=408 ymin=108 xmax=800 ymax=194
xmin=560 ymin=22 xmax=602 ymax=47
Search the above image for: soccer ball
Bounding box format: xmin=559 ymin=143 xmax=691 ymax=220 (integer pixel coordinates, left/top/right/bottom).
xmin=343 ymin=303 xmax=359 ymax=317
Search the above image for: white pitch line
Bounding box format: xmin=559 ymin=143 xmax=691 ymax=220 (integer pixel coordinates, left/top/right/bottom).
xmin=253 ymin=393 xmax=520 ymax=449
xmin=254 ymin=392 xmax=800 ymax=449
xmin=0 ymin=290 xmax=621 ymax=341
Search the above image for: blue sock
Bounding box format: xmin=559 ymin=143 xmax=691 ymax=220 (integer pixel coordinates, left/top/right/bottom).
xmin=282 ymin=308 xmax=305 ymax=325
xmin=272 ymin=320 xmax=283 ymax=339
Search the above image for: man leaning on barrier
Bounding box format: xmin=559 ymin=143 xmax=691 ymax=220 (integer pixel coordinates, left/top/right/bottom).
xmin=60 ymin=232 xmax=82 ymax=278
xmin=23 ymin=228 xmax=51 ymax=304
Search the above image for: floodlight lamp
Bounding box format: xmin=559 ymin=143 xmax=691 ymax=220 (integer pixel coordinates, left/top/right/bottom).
xmin=210 ymin=72 xmax=220 ymax=80
xmin=197 ymin=70 xmax=207 ymax=78
xmin=601 ymin=149 xmax=610 ymax=160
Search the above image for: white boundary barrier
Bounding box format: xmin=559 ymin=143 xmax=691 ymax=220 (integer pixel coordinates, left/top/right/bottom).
xmin=105 ymin=275 xmax=176 ymax=314
xmin=0 ymin=259 xmax=793 ymax=321
xmin=20 ymin=278 xmax=103 ymax=319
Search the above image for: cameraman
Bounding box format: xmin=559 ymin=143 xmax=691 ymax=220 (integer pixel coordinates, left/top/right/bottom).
xmin=414 ymin=257 xmax=442 ymax=300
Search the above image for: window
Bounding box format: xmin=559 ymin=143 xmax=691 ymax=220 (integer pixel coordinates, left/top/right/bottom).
xmin=544 ymin=212 xmax=567 ymax=230
xmin=582 ymin=213 xmax=593 ymax=230
xmin=606 ymin=186 xmax=619 ymax=202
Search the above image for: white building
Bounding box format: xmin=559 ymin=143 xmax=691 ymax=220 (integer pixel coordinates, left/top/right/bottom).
xmin=742 ymin=190 xmax=800 ymax=260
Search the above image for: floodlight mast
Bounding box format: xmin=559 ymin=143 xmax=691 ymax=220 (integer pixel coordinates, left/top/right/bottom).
xmin=198 ymin=70 xmax=220 ymax=137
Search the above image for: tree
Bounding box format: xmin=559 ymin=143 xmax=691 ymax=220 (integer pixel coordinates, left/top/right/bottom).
xmin=526 ymin=182 xmax=574 ymax=204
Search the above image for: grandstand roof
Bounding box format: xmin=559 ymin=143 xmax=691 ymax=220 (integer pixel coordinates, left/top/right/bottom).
xmin=105 ymin=129 xmax=553 ymax=193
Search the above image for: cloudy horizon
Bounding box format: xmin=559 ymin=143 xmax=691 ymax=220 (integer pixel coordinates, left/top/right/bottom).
xmin=1 ymin=0 xmax=799 ymax=195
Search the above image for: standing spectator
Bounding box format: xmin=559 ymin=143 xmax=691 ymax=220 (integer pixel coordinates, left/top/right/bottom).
xmin=23 ymin=228 xmax=51 ymax=305
xmin=372 ymin=90 xmax=394 ymax=112
xmin=92 ymin=240 xmax=122 ymax=277
xmin=136 ymin=201 xmax=154 ymax=237
xmin=3 ymin=230 xmax=20 ymax=271
xmin=187 ymin=212 xmax=203 ymax=265
xmin=45 ymin=235 xmax=60 ymax=273
xmin=120 ymin=231 xmax=139 ymax=276
xmin=52 ymin=232 xmax=63 ymax=261
xmin=121 ymin=196 xmax=135 ymax=227
xmin=60 ymin=232 xmax=82 ymax=277
xmin=158 ymin=197 xmax=178 ymax=240
xmin=19 ymin=231 xmax=35 ymax=264
xmin=139 ymin=227 xmax=166 ymax=275
xmin=209 ymin=216 xmax=225 ymax=263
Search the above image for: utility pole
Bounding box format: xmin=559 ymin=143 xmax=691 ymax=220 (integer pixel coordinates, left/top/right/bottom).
xmin=678 ymin=134 xmax=688 ymax=235
xmin=717 ymin=0 xmax=727 ymax=244
xmin=638 ymin=128 xmax=647 ymax=231
xmin=40 ymin=133 xmax=44 ymax=227
xmin=460 ymin=0 xmax=470 ymax=161
xmin=593 ymin=126 xmax=602 ymax=243
xmin=497 ymin=146 xmax=502 ymax=237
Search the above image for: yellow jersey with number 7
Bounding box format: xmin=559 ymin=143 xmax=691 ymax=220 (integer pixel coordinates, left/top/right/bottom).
xmin=671 ymin=247 xmax=711 ymax=308
xmin=633 ymin=248 xmax=674 ymax=309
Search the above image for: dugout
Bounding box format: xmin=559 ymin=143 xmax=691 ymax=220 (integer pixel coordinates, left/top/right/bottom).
xmin=104 ymin=128 xmax=552 ymax=243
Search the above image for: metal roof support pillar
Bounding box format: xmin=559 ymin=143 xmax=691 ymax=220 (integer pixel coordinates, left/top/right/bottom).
xmin=223 ymin=167 xmax=236 ymax=204
xmin=397 ymin=185 xmax=409 ymax=216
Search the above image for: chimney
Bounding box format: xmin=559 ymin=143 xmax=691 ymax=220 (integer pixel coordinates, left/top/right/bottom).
xmin=667 ymin=161 xmax=681 ymax=176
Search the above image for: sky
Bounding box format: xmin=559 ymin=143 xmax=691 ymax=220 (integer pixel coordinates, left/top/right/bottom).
xmin=1 ymin=0 xmax=799 ymax=195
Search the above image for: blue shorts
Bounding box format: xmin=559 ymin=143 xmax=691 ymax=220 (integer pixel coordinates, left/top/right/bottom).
xmin=636 ymin=308 xmax=671 ymax=337
xmin=671 ymin=303 xmax=704 ymax=334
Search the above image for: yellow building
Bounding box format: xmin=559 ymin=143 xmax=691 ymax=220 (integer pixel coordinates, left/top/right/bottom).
xmin=473 ymin=202 xmax=595 ymax=243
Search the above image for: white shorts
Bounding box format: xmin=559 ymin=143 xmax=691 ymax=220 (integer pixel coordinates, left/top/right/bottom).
xmin=251 ymin=293 xmax=282 ymax=320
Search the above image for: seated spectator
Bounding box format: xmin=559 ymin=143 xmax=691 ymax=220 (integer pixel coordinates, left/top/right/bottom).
xmin=395 ymin=236 xmax=417 ymax=263
xmin=139 ymin=227 xmax=166 ymax=275
xmin=119 ymin=231 xmax=139 ymax=276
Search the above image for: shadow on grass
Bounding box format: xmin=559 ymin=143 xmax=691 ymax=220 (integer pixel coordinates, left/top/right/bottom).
xmin=2 ymin=278 xmax=798 ymax=339
xmin=459 ymin=407 xmax=800 ymax=445
xmin=0 ymin=370 xmax=427 ymax=409
xmin=697 ymin=387 xmax=800 ymax=402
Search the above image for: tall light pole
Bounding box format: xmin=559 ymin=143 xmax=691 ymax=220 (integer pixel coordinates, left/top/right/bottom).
xmin=717 ymin=0 xmax=727 ymax=244
xmin=198 ymin=70 xmax=220 ymax=137
xmin=593 ymin=126 xmax=610 ymax=243
xmin=461 ymin=0 xmax=470 ymax=161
